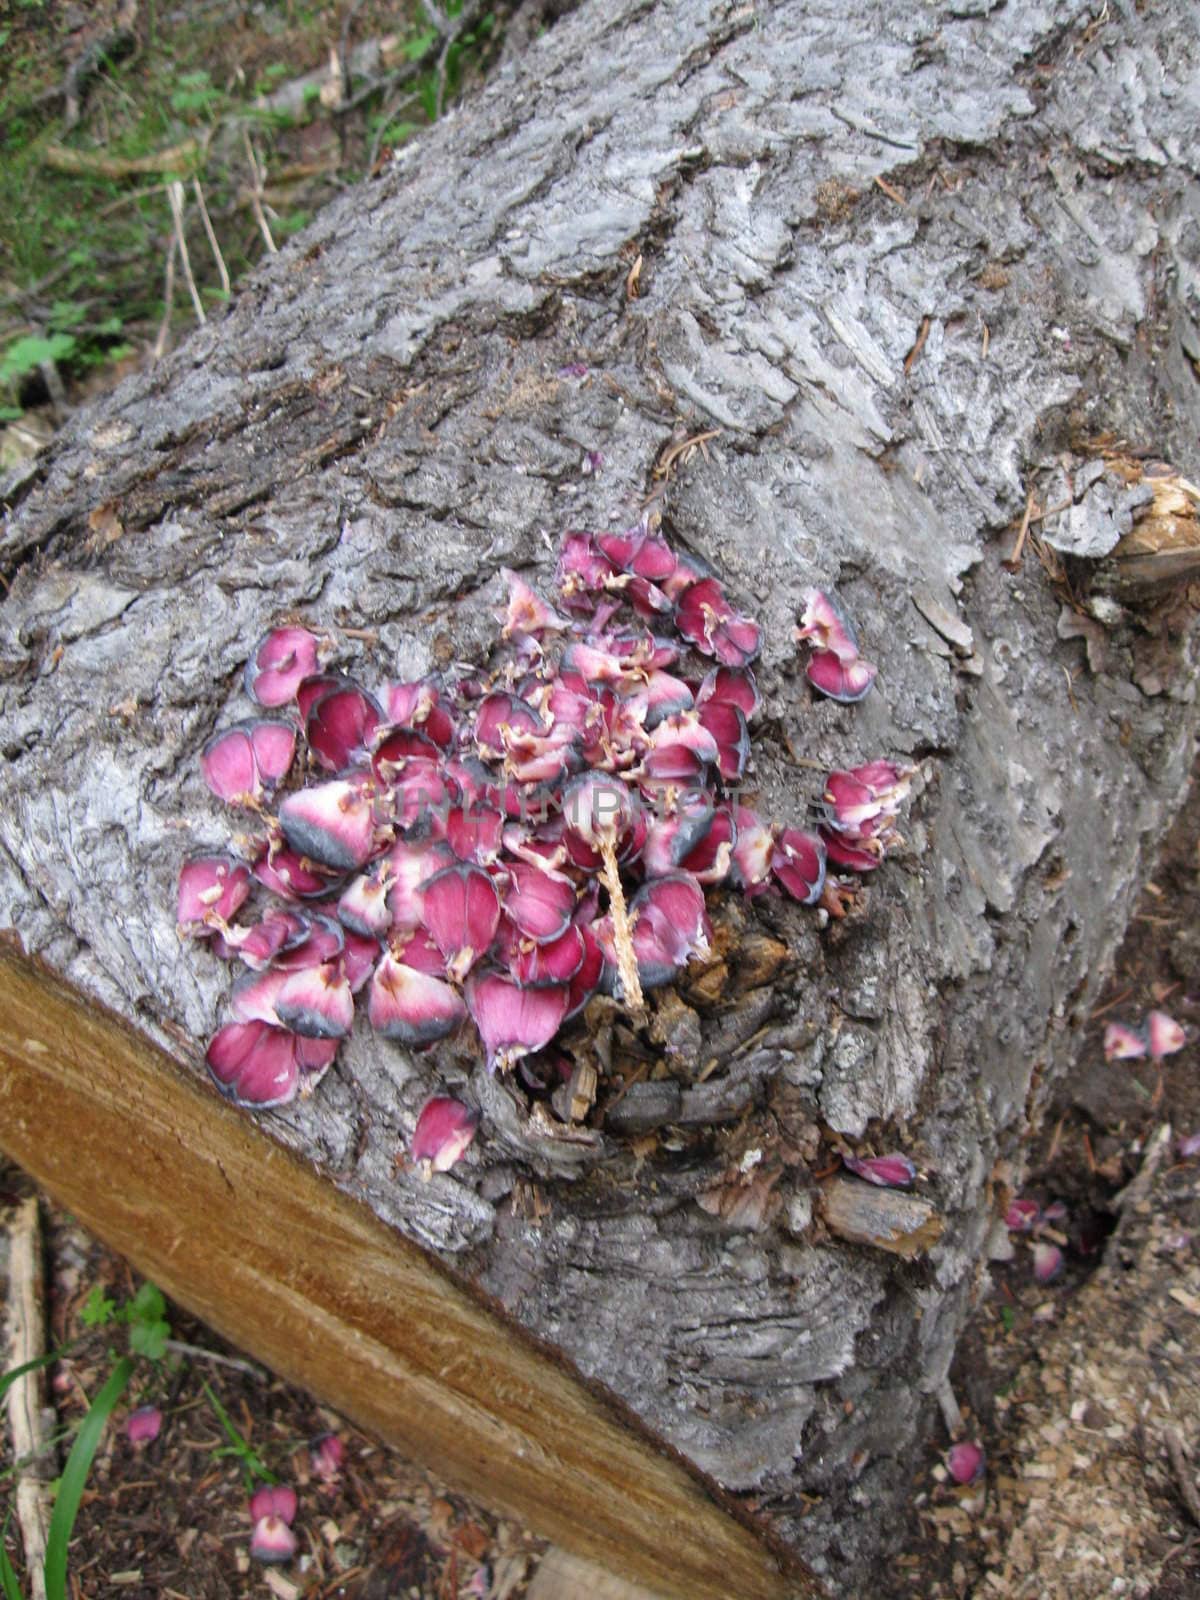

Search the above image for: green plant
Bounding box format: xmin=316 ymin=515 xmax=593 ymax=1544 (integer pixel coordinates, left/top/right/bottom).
xmin=169 ymin=68 xmax=224 ymax=119
xmin=201 ymin=1378 xmax=276 ymax=1491
xmin=0 ymin=1282 xmax=172 ymax=1600
xmin=0 ymin=333 xmax=77 ymax=386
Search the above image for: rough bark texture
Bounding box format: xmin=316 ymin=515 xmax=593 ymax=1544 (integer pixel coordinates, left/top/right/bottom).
xmin=2 ymin=0 xmax=1199 ymax=1582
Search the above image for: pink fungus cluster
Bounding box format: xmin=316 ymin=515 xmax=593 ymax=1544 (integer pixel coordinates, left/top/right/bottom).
xmin=1103 ymin=1009 xmax=1186 ymax=1063
xmin=1006 ymin=1195 xmax=1070 ymax=1284
xmin=179 ymin=520 xmax=911 ymax=1133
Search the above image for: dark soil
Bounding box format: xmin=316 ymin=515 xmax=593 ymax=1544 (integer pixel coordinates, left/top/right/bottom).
xmin=0 ymin=1190 xmax=545 ymax=1598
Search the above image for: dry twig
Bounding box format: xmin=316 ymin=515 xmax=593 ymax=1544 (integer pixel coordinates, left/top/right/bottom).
xmin=1003 ymin=487 xmax=1037 ymax=571
xmin=167 ymin=181 xmax=206 ymax=325
xmin=192 ymin=178 xmax=230 ymax=297
xmin=243 ymin=133 xmax=278 ymax=256
xmin=152 ymin=234 xmax=178 ymax=362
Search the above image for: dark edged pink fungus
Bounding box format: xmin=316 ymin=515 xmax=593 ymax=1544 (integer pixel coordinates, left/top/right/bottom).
xmin=384 ymin=838 xmax=456 ymax=931
xmin=624 ymin=873 xmax=711 ymax=992
xmin=474 ymin=692 xmax=542 ymax=761
xmin=502 ymin=860 xmax=577 ymax=944
xmin=1005 ymin=1197 xmax=1040 ymax=1233
xmin=1103 ymin=1020 xmax=1149 ymax=1061
xmin=729 ymin=807 xmax=775 ymax=895
xmin=806 ymin=650 xmax=877 ymax=703
xmin=244 ymin=626 xmax=321 ymax=708
xmin=250 ymin=1517 xmax=298 ymax=1565
xmin=273 ymin=963 xmax=354 ymax=1039
xmin=1032 ymin=1241 xmax=1064 ymax=1284
xmin=206 ymin=1020 xmax=300 ymax=1108
xmin=381 ymin=679 xmax=455 ymax=747
xmin=946 ymin=1440 xmax=985 ymax=1486
xmin=337 ymin=868 xmax=393 ymax=938
xmin=771 ymin=828 xmax=827 ymax=906
xmin=126 ymin=1405 xmax=163 ymax=1447
xmin=500 ymin=567 xmax=568 ymax=641
xmin=178 ymin=855 xmax=253 ymax=934
xmin=499 ymin=920 xmax=587 ymax=986
xmin=200 ymin=725 xmax=262 ymax=807
xmin=250 ymin=1485 xmax=298 ymax=1525
xmin=465 ymin=970 xmax=570 ymax=1073
xmin=1148 ymin=1009 xmax=1186 ymax=1060
xmin=678 ymin=804 xmax=737 ymax=886
xmin=696 ymin=664 xmax=761 ymax=720
xmin=310 ymin=1433 xmax=344 ymax=1483
xmin=278 ymin=779 xmax=377 ymax=873
xmin=419 ymin=864 xmax=501 ymax=982
xmin=185 ymin=516 xmax=914 ymax=1144
xmin=795 ymin=589 xmax=861 ymax=663
xmin=695 ymin=701 xmax=750 ymax=782
xmin=842 ymin=1152 xmax=917 ymax=1189
xmin=411 ymin=1096 xmax=480 ymax=1172
xmin=305 ymin=680 xmax=383 ymax=773
xmin=253 ymin=841 xmax=338 ymax=900
xmin=368 ymin=951 xmax=466 ymax=1047
xmin=674 ymin=577 xmax=760 ymax=667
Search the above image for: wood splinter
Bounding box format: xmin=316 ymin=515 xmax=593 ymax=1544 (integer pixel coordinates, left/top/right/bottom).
xmin=599 ymin=834 xmax=645 ymax=1022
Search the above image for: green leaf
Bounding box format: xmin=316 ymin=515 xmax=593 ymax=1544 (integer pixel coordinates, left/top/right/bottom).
xmin=128 ymin=1319 xmax=170 ymax=1362
xmin=0 ymin=1348 xmax=70 ymax=1407
xmin=404 ymin=28 xmax=438 ymax=59
xmin=79 ymin=1288 xmax=116 ymax=1329
xmin=378 ymin=121 xmax=419 ymax=146
xmin=0 ymin=333 xmax=77 ymax=384
xmin=47 ymin=301 xmax=85 ymax=331
xmin=0 ymin=1508 xmax=26 ymax=1600
xmin=126 ymin=1283 xmax=166 ymax=1326
xmin=43 ymin=1356 xmax=134 ymax=1600
xmin=1000 ymin=1304 xmax=1015 ymax=1332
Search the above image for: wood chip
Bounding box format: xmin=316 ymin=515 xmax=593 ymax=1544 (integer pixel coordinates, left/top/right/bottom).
xmin=819 ymin=1176 xmax=944 ymax=1257
xmin=911 ymin=588 xmax=974 ymax=656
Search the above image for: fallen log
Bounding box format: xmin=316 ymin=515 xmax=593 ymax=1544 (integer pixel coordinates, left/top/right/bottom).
xmin=2 ymin=0 xmax=1199 ymax=1593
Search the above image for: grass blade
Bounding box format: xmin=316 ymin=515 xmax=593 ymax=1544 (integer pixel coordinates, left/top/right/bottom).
xmin=0 ymin=1509 xmax=25 ymax=1600
xmin=0 ymin=1348 xmax=71 ymax=1407
xmin=42 ymin=1356 xmax=134 ymax=1600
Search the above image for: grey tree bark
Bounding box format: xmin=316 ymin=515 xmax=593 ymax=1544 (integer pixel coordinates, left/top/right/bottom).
xmin=2 ymin=0 xmax=1199 ymax=1581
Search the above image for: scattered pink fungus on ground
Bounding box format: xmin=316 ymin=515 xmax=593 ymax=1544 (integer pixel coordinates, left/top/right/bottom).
xmin=125 ymin=1405 xmax=163 ymax=1446
xmin=249 ymin=1516 xmax=297 ymax=1564
xmin=946 ymin=1439 xmax=985 ymax=1485
xmin=310 ymin=1432 xmax=344 ymax=1483
xmin=1032 ymin=1241 xmax=1065 ymax=1283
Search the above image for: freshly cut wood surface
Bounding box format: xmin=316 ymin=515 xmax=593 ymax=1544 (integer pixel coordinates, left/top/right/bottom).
xmin=0 ymin=939 xmax=806 ymax=1600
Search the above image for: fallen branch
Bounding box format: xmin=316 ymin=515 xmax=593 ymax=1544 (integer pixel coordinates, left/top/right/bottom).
xmin=41 ymin=138 xmax=205 ymax=180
